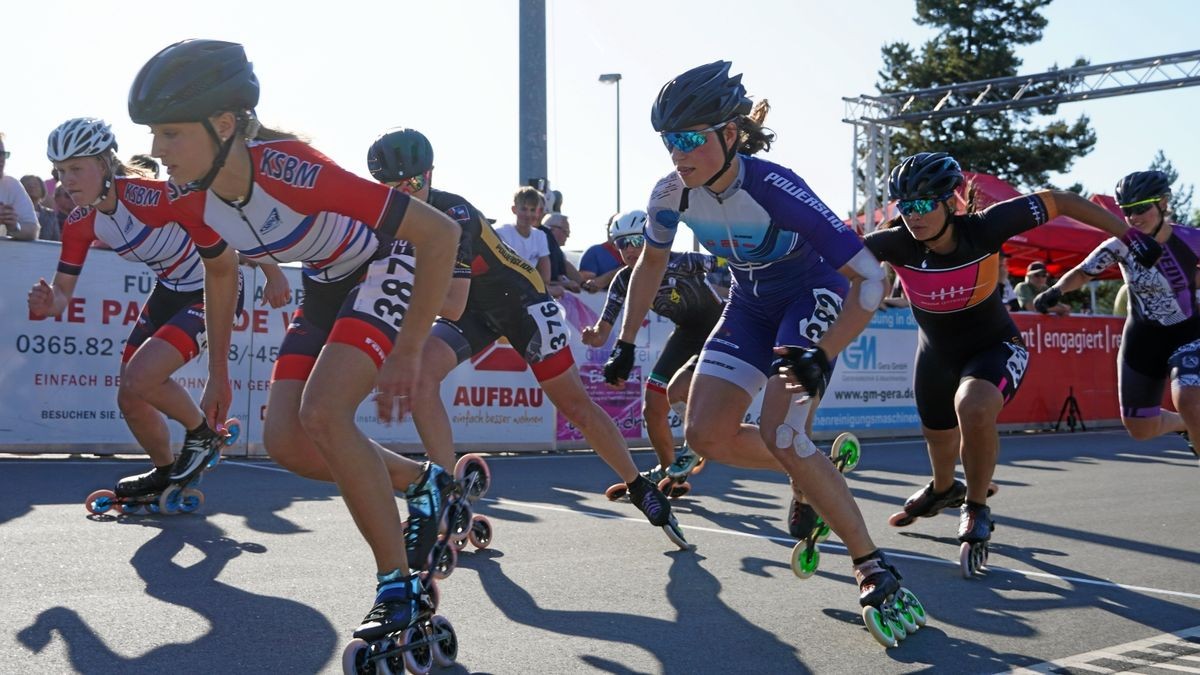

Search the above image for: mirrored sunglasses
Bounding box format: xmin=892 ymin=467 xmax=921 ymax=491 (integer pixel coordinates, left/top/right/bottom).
xmin=615 ymin=235 xmax=645 ymax=250
xmin=897 ymin=198 xmax=940 ymax=216
xmin=660 ymin=122 xmax=729 ymax=154
xmin=389 ymin=173 xmax=426 ymax=194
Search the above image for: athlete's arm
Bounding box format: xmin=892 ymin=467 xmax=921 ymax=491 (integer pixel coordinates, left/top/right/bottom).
xmin=581 ymin=320 xmax=613 ymax=347
xmin=198 ymin=246 xmax=240 ymax=427
xmin=818 ymin=248 xmax=883 ymax=357
xmin=441 ymin=277 xmax=470 ymax=322
xmin=1046 ymin=267 xmax=1094 ymax=296
xmin=257 ymin=263 xmax=293 ymax=309
xmin=27 ymin=272 xmax=79 ymax=318
xmin=1039 ymin=191 xmax=1131 ymax=239
xmin=617 ymin=245 xmax=670 ymax=343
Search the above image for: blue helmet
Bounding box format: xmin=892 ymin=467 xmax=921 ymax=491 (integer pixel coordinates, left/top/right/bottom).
xmin=651 ymin=61 xmax=753 ymax=132
xmin=367 ymin=128 xmax=434 ymax=183
xmin=1115 ymin=170 xmax=1171 ymax=206
xmin=129 ymin=39 xmax=259 ymax=124
xmin=888 ymin=152 xmax=964 ymax=201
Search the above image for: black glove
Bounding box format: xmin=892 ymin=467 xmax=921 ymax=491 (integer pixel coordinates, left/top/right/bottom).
xmin=772 ymin=346 xmax=832 ymax=400
xmin=603 ymin=340 xmax=636 ymax=385
xmin=1033 ymin=287 xmax=1062 ymax=314
xmin=1121 ymin=228 xmax=1163 ymax=268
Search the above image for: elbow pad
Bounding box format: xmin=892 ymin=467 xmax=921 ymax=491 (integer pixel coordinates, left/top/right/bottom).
xmin=848 ymin=249 xmax=885 ymax=311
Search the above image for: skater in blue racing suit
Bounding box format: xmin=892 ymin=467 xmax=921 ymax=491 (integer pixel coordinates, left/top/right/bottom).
xmin=605 ymin=60 xmax=910 ymax=618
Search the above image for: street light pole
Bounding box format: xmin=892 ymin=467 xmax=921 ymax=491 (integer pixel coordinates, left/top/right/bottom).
xmin=599 ymin=73 xmax=622 ymax=213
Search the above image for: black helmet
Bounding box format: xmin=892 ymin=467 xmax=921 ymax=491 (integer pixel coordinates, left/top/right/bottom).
xmin=367 ymin=128 xmax=434 ymax=183
xmin=651 ymin=61 xmax=753 ymax=132
xmin=1115 ymin=170 xmax=1171 ymax=206
xmin=888 ymin=152 xmax=964 ymax=201
xmin=129 ymin=39 xmax=260 ymax=124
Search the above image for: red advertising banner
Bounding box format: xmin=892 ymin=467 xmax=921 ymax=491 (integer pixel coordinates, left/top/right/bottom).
xmin=1001 ymin=314 xmax=1126 ymax=426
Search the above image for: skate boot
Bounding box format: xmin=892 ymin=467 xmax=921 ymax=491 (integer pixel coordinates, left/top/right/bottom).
xmin=404 ymin=463 xmax=463 ymax=576
xmin=888 ymin=479 xmax=967 ymax=527
xmin=605 ymin=465 xmax=666 ymax=501
xmin=169 ymin=423 xmax=223 ymax=484
xmin=342 ymin=571 xmax=458 ymax=674
xmin=627 ymin=474 xmax=692 ymax=550
xmin=658 ymin=447 xmax=705 ymax=499
xmin=957 ymin=501 xmax=994 ymax=578
xmin=854 ymin=551 xmax=927 ymax=648
xmin=85 ymin=464 xmax=173 ymax=516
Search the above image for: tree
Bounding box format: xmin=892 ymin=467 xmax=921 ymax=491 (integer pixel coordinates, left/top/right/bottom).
xmin=877 ymin=0 xmax=1096 ymax=190
xmin=1147 ymin=150 xmax=1194 ymax=226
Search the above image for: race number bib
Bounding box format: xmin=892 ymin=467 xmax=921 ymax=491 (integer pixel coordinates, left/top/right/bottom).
xmin=797 ymin=288 xmax=843 ymax=343
xmin=526 ymin=299 xmax=571 ymax=359
xmin=353 ymin=242 xmax=417 ymax=331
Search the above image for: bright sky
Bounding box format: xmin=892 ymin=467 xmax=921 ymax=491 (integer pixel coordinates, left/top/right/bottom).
xmin=3 ymin=0 xmax=1198 ymax=249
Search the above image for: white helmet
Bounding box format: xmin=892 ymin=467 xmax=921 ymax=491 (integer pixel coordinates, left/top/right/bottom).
xmin=608 ymin=209 xmax=647 ymax=240
xmin=47 ymin=118 xmax=118 ymax=162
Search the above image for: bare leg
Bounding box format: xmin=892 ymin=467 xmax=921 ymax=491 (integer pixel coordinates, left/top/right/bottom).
xmin=297 ymin=344 xmax=425 ymax=573
xmin=955 ymin=378 xmax=1003 ymax=504
xmin=540 ymin=366 xmax=638 ymax=481
xmin=922 ymin=426 xmax=962 ymax=492
xmin=408 ymin=337 xmax=462 ymax=472
xmin=643 ymin=388 xmax=676 ymax=469
xmin=119 ymin=339 xmax=202 ymax=466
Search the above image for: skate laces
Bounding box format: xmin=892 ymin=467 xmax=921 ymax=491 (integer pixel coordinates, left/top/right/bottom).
xmin=629 ymin=476 xmax=664 ymax=520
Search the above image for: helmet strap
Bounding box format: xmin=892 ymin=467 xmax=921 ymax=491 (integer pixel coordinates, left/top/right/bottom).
xmin=88 ymin=153 xmax=116 ymax=209
xmin=188 ymin=116 xmax=246 ymax=192
xmin=916 ymin=201 xmax=955 ymax=244
xmin=703 ymin=124 xmax=738 ymax=188
xmin=1150 ymin=205 xmax=1167 ymax=239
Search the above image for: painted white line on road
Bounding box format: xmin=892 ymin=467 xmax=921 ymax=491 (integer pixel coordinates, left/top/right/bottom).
xmin=1007 ymin=624 xmax=1200 ymax=674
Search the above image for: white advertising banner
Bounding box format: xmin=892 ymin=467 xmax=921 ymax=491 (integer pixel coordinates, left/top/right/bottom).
xmin=0 ymin=243 xmax=923 ymax=456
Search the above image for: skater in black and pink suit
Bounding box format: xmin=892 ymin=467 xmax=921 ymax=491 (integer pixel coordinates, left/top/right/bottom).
xmin=863 ymin=152 xmax=1162 ymax=573
xmin=1034 ymin=170 xmax=1200 ymax=467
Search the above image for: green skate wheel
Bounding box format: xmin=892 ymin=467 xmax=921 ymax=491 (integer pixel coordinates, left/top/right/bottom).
xmin=884 ymin=604 xmax=908 ymax=640
xmin=831 ymin=432 xmax=861 ymax=473
xmin=897 ymin=588 xmax=927 ymax=627
xmin=814 ymin=520 xmax=832 ymax=543
xmin=790 ymin=542 xmax=820 ymax=579
xmin=862 ymin=606 xmax=898 ymax=648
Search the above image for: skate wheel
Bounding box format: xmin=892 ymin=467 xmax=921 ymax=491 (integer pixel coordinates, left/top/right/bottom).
xmin=790 ymin=542 xmax=820 ymax=579
xmin=429 ymin=615 xmax=458 ymax=667
xmin=146 ymin=501 xmax=161 ymax=515
xmin=897 ymin=587 xmax=927 ymax=627
xmin=831 ymin=432 xmax=861 ymax=473
xmin=656 ymin=476 xmax=691 ymax=499
xmin=894 ymin=596 xmax=919 ymax=634
xmin=450 ymin=535 xmax=467 ymax=552
xmin=987 ymin=481 xmax=999 ymax=498
xmin=221 ymin=418 xmax=242 ymax=447
xmin=604 ymin=483 xmax=628 ymax=501
xmin=454 ymin=453 xmax=491 ymax=501
xmin=468 ymin=515 xmax=493 ymax=550
xmin=662 ymin=517 xmax=692 ymax=551
xmin=341 ymin=637 xmax=370 ymax=675
xmin=158 ymin=485 xmax=183 ymax=515
xmin=959 ymin=541 xmax=976 ymax=578
xmin=887 ymin=606 xmax=908 ymax=640
xmin=85 ymin=489 xmax=117 ymax=515
xmin=178 ymin=488 xmax=205 ymax=513
xmin=862 ymin=606 xmax=898 ymax=648
xmin=445 ymin=500 xmax=472 ymax=540
xmin=431 ymin=540 xmax=457 ymax=580
xmin=401 ymin=624 xmax=433 ymax=675
xmin=887 ymin=510 xmax=915 ymax=528
xmin=689 ymin=456 xmax=707 ymax=475
xmin=115 ymin=501 xmax=141 ymax=515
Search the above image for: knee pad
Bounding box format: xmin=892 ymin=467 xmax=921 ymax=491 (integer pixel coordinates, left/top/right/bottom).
xmin=774 ymin=398 xmax=816 ymax=458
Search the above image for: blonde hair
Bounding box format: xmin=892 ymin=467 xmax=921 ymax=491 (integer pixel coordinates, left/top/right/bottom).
xmin=736 ymin=99 xmax=775 ymax=155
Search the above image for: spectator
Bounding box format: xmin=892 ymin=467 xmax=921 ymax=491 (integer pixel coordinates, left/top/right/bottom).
xmin=20 ymin=175 xmax=61 ymax=241
xmin=495 ymin=186 xmax=551 ymax=283
xmin=539 ymin=212 xmax=583 ymax=295
xmin=0 ymin=133 xmax=40 ymax=241
xmin=546 ymin=189 xmax=563 ymax=214
xmin=579 ymin=213 xmax=625 ymax=291
xmin=1015 ymin=261 xmax=1069 ymax=315
xmin=128 ymin=154 xmax=161 ymax=178
xmin=53 ymin=184 xmax=74 ymax=227
xmin=997 ymin=249 xmax=1020 ymax=311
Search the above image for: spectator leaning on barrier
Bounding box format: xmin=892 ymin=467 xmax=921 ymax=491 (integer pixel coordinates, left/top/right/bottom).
xmin=0 ymin=133 xmax=41 ymax=241
xmin=540 ymin=212 xmax=583 ymax=296
xmin=1015 ymin=261 xmax=1068 ymax=315
xmin=495 ymin=186 xmax=552 ymax=284
xmin=579 ymin=213 xmax=625 ymax=291
xmin=20 ymin=174 xmax=61 ymax=241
